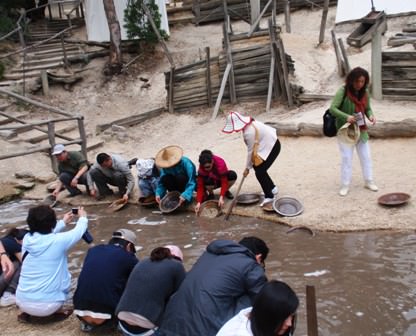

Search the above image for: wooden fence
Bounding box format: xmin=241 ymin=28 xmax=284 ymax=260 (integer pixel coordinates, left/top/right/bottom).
xmin=382 ymin=51 xmax=416 ymax=100
xmin=165 ymin=21 xmax=296 ymax=112
xmin=193 ymin=0 xmax=337 ymax=24
xmin=0 ymin=88 xmax=90 ymax=174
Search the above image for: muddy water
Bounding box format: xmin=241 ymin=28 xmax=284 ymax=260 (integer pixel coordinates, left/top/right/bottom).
xmin=1 ymin=200 xmax=416 ymax=336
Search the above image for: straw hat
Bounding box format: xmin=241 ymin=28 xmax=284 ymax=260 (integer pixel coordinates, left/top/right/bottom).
xmin=337 ymin=122 xmax=360 ymax=145
xmin=155 ymin=145 xmax=183 ymax=168
xmin=222 ymin=111 xmax=252 ymax=133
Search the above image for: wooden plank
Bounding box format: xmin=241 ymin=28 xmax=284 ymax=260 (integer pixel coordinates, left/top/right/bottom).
xmin=331 ymin=30 xmax=344 ymax=77
xmin=319 ymin=0 xmax=329 ymax=44
xmin=212 ymin=63 xmax=232 ymax=120
xmin=223 ymin=21 xmax=237 ymax=104
xmin=276 ymin=37 xmax=293 ymax=107
xmin=206 ymin=47 xmax=212 ymax=107
xmin=306 ymin=285 xmax=319 ymax=336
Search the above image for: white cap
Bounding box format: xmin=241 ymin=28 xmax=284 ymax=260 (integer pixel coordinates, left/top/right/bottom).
xmin=52 ymin=144 xmax=65 ymax=155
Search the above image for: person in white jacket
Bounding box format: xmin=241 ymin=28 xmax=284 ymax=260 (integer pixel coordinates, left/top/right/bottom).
xmin=16 ymin=205 xmax=88 ymax=322
xmin=223 ymin=111 xmax=281 ymax=206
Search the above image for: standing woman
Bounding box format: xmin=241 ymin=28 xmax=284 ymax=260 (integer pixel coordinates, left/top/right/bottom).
xmin=330 ymin=67 xmax=378 ymax=197
xmin=223 ymin=112 xmax=280 ymax=206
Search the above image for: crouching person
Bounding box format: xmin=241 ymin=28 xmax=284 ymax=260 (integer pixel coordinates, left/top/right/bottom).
xmin=116 ymin=245 xmax=186 ymax=336
xmin=73 ymin=229 xmax=138 ymax=332
xmin=136 ymin=158 xmax=160 ymax=204
xmin=16 ymin=205 xmax=88 ymax=323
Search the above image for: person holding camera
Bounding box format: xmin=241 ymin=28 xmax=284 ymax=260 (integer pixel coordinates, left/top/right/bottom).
xmin=16 ymin=205 xmax=88 ymax=323
xmin=73 ymin=229 xmax=138 ymax=332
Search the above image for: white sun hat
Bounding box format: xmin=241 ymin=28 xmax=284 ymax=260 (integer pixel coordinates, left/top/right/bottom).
xmin=222 ymin=111 xmax=252 ymax=133
xmin=338 ymin=122 xmax=360 ymax=145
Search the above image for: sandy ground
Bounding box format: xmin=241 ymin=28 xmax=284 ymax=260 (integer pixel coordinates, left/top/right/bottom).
xmin=0 ymin=6 xmax=416 ymax=334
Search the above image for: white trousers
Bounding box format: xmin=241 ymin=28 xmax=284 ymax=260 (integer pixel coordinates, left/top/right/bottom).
xmin=337 ymin=138 xmax=374 ymax=186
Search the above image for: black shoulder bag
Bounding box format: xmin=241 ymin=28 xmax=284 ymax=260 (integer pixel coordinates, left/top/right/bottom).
xmin=323 ymin=88 xmax=346 ymax=137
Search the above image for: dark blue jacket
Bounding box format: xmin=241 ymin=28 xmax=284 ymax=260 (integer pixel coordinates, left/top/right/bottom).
xmin=160 ymin=240 xmax=267 ymax=336
xmin=73 ymin=244 xmax=138 ymax=315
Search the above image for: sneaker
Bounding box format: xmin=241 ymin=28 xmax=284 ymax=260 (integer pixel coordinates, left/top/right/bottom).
xmin=365 ymin=181 xmax=378 ymax=192
xmin=259 ymin=198 xmax=273 ymax=207
xmin=339 ymin=185 xmax=349 ymax=197
xmin=80 ymin=321 xmax=95 ymax=332
xmin=68 ymin=189 xmax=82 ymax=197
xmin=225 ymin=190 xmax=234 ymax=199
xmin=272 ymin=186 xmax=279 ymax=196
xmin=0 ymin=292 xmax=15 ymax=307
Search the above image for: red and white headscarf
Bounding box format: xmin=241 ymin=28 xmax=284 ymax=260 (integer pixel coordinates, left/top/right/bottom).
xmin=222 ymin=111 xmax=252 ymax=133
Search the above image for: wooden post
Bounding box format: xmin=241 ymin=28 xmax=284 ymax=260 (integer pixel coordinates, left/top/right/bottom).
xmin=205 ymin=47 xmax=212 ymax=107
xmin=212 ymin=63 xmax=231 ymax=120
xmin=331 ymin=30 xmax=344 ymax=77
xmin=17 ymin=25 xmax=25 ymax=49
xmin=141 ymin=3 xmax=175 ymax=68
xmin=250 ymin=0 xmax=260 ymax=31
xmin=319 ymin=0 xmax=330 ymax=44
xmin=60 ymin=34 xmax=69 ymax=68
xmin=267 ymin=19 xmax=276 ymax=112
xmin=371 ymin=26 xmax=383 ymax=100
xmin=169 ymin=67 xmax=175 ymax=113
xmin=338 ymin=38 xmax=350 ymax=74
xmin=48 ymin=122 xmax=58 ymax=174
xmin=41 ymin=70 xmax=49 ymax=96
xmin=47 ymin=4 xmax=52 ymax=20
xmin=276 ymin=38 xmax=293 ymax=107
xmin=223 ymin=21 xmax=237 ymax=104
xmin=284 ymin=0 xmax=291 ymax=33
xmin=247 ymin=0 xmax=273 ymax=37
xmin=306 ymin=285 xmax=319 ymax=336
xmin=193 ymin=0 xmax=201 ymax=25
xmin=77 ymin=117 xmax=88 ymax=162
xmin=272 ymin=0 xmax=277 ymax=26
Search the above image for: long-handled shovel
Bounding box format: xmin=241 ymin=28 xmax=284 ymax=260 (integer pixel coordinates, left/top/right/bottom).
xmin=224 ymin=174 xmax=246 ymax=221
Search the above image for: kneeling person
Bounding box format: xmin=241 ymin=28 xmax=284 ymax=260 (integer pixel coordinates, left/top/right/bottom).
xmin=73 ymin=229 xmax=138 ymax=331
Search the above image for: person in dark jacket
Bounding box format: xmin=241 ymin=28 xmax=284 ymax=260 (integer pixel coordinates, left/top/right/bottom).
xmin=73 ymin=229 xmax=138 ymax=332
xmin=159 ymin=237 xmax=269 ymax=336
xmin=116 ymin=245 xmax=186 ymax=336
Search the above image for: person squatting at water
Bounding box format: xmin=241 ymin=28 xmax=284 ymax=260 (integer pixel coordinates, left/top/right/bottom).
xmin=154 ymin=145 xmax=197 ymax=206
xmin=216 ymin=280 xmax=299 ymax=336
xmin=16 ymin=205 xmax=88 ymax=323
xmin=223 ymin=111 xmax=281 ymax=207
xmin=87 ymin=153 xmax=135 ymax=202
xmin=330 ymin=66 xmax=378 ymax=197
xmin=136 ymin=158 xmax=160 ymax=204
xmin=73 ymin=229 xmax=138 ymax=332
xmin=0 ymin=228 xmax=28 ymax=307
xmin=159 ymin=236 xmax=269 ymax=336
xmin=116 ymin=245 xmax=186 ymax=336
xmin=194 ymin=149 xmax=237 ymax=214
xmin=51 ymin=144 xmax=90 ymax=198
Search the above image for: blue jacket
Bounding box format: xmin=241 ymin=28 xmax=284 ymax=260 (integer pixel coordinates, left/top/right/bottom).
xmin=156 ymin=156 xmax=196 ymax=202
xmin=160 ymin=240 xmax=267 ymax=336
xmin=73 ymin=244 xmax=138 ymax=315
xmin=16 ymin=217 xmax=88 ymax=303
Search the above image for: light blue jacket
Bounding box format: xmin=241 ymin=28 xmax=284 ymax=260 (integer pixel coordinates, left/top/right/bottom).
xmin=156 ymin=156 xmax=196 ymax=202
xmin=16 ymin=217 xmax=88 ymax=303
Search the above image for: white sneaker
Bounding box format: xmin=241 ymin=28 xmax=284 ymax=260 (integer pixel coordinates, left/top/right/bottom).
xmin=365 ymin=181 xmax=378 ymax=192
xmin=0 ymin=292 xmax=16 ymax=307
xmin=339 ymin=185 xmax=349 ymax=197
xmin=259 ymin=198 xmax=273 ymax=207
xmin=272 ymin=186 xmax=279 ymax=196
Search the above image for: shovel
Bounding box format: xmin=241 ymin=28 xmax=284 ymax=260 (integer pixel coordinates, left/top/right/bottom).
xmin=224 ymin=174 xmax=246 ymax=221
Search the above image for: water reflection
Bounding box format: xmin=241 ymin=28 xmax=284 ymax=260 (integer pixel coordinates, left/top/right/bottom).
xmin=1 ymin=200 xmax=416 ymax=335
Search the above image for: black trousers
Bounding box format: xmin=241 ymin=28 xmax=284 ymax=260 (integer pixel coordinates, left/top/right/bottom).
xmin=253 ymin=139 xmax=281 ymax=198
xmin=160 ymin=174 xmax=188 ymax=193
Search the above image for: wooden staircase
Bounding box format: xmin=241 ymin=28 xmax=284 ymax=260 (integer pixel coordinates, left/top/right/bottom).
xmin=1 ymin=18 xmax=91 ymax=85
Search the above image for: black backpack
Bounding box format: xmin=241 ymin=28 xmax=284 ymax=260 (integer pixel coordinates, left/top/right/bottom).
xmin=323 ymin=88 xmax=346 ymax=137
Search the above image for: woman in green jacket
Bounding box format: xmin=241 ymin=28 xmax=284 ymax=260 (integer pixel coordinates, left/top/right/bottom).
xmin=330 ymin=67 xmax=378 ymax=197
